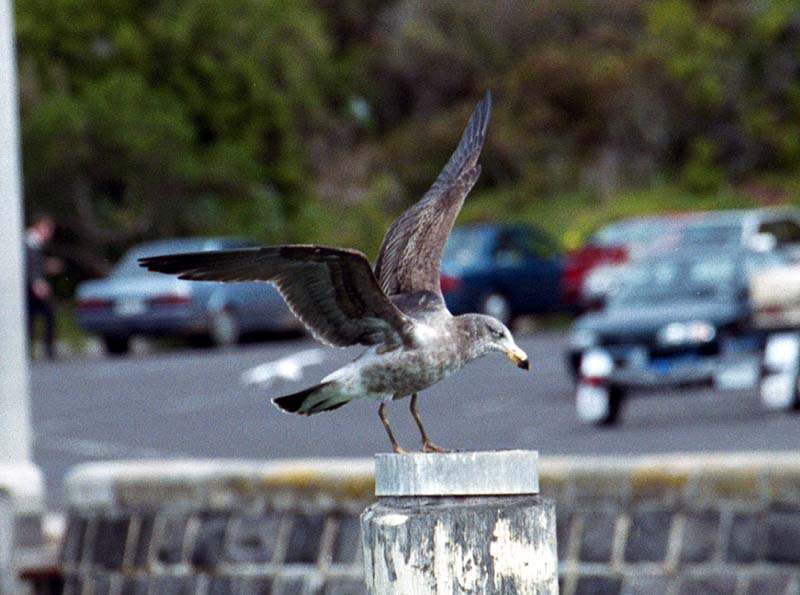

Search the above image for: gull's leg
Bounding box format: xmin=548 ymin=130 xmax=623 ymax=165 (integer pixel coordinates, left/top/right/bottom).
xmin=379 ymin=403 xmax=407 ymax=454
xmin=410 ymin=393 xmax=450 ymax=453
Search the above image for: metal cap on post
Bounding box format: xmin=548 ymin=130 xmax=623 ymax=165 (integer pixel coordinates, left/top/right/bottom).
xmin=361 ymin=450 xmax=558 ymax=594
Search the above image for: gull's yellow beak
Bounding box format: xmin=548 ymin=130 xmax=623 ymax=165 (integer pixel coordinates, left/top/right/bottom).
xmin=507 ymin=345 xmax=530 ymax=370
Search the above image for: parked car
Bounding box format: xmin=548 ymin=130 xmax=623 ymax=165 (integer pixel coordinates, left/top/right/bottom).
xmin=568 ymin=207 xmax=800 ymax=311
xmin=567 ymin=249 xmax=786 ymax=425
xmin=563 ymin=214 xmax=689 ymax=309
xmin=439 ymin=223 xmax=564 ymax=325
xmin=75 ymin=237 xmax=301 ymax=355
xmin=677 ymin=207 xmax=800 ymax=255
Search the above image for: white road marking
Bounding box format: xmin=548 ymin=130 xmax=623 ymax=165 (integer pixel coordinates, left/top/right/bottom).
xmin=240 ymin=348 xmax=326 ymax=388
xmin=35 ymin=435 xmax=176 ymax=458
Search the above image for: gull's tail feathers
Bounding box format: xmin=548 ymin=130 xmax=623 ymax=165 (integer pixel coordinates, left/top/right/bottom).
xmin=272 ymin=381 xmax=350 ymax=416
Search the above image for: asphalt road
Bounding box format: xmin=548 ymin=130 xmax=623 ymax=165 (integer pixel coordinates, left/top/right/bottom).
xmin=31 ymin=331 xmax=800 ymax=508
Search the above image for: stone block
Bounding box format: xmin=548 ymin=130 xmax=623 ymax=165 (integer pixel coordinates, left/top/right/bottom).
xmin=690 ymin=469 xmax=764 ymax=506
xmin=207 ymin=575 xmax=235 ymax=595
xmin=579 ymin=510 xmax=617 ymax=562
xmin=62 ymin=575 xmax=85 ymax=595
xmin=767 ymin=509 xmax=800 ymax=563
xmin=555 ymin=511 xmax=572 ymax=561
xmin=620 ymin=574 xmax=673 ymax=595
xmin=678 ymin=573 xmax=737 ymax=595
xmin=323 ymin=577 xmax=368 ymax=595
xmin=575 ymin=575 xmax=622 ymax=595
xmin=679 ymin=511 xmax=719 ymax=563
xmin=144 ymin=575 xmax=198 ymax=595
xmin=119 ymin=577 xmax=148 ymax=595
xmin=726 ymin=512 xmax=766 ymax=563
xmin=61 ymin=518 xmax=87 ymax=566
xmin=745 ymin=573 xmax=792 ymax=595
xmin=274 ymin=576 xmax=307 ymax=595
xmin=92 ymin=517 xmax=130 ymax=569
xmin=154 ymin=515 xmax=189 ymax=565
xmin=284 ymin=513 xmax=325 ymax=564
xmin=224 ymin=513 xmax=281 ymax=564
xmin=331 ymin=515 xmax=361 ymax=564
xmin=237 ymin=576 xmax=274 ymax=595
xmin=624 ymin=510 xmax=672 ymax=562
xmin=190 ymin=513 xmax=229 ymax=568
xmin=767 ymin=470 xmax=800 ymax=505
xmin=629 ymin=467 xmax=689 ymax=506
xmin=92 ymin=574 xmax=113 ymax=595
xmin=133 ymin=514 xmax=155 ymax=568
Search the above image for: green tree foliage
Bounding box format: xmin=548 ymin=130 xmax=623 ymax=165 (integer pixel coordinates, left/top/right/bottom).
xmin=14 ymin=0 xmax=800 ymax=279
xmin=16 ymin=0 xmax=344 ymax=275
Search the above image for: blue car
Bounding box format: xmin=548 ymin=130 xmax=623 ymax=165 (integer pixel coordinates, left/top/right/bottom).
xmin=75 ymin=237 xmax=301 ymax=354
xmin=440 ymin=224 xmax=564 ymax=324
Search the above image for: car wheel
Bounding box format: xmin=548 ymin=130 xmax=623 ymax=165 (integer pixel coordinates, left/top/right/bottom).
xmin=576 ymin=383 xmax=624 ymax=425
xmin=479 ymin=292 xmax=512 ymax=326
xmin=208 ymin=308 xmax=241 ymax=347
xmin=102 ymin=335 xmax=131 ymax=356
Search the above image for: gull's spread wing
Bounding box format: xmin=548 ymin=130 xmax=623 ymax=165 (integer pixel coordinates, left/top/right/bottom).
xmin=140 ymin=245 xmax=412 ymax=349
xmin=374 ymin=91 xmax=491 ymax=297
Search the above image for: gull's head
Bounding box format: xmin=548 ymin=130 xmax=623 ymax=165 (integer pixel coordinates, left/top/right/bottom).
xmin=473 ymin=315 xmax=530 ymax=370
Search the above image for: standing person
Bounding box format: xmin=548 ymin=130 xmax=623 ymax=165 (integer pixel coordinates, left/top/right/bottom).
xmin=26 ymin=214 xmax=56 ymax=360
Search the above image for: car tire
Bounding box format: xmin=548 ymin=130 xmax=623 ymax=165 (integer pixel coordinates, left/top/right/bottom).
xmin=601 ymin=387 xmax=625 ymax=426
xmin=576 ymin=383 xmax=624 ymax=425
xmin=102 ymin=335 xmax=131 ymax=356
xmin=479 ymin=292 xmax=512 ymax=326
xmin=208 ymin=307 xmax=241 ymax=347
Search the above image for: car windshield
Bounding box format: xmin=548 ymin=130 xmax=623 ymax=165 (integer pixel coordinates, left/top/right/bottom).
xmin=679 ymin=222 xmax=742 ymax=248
xmin=442 ymin=227 xmax=490 ymax=266
xmin=590 ymin=220 xmax=669 ymax=247
xmin=610 ymin=255 xmax=739 ymax=305
xmin=111 ymin=239 xmax=219 ymax=278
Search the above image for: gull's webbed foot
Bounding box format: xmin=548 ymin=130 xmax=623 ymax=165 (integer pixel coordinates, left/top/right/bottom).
xmin=421 ymin=440 xmax=452 ymax=454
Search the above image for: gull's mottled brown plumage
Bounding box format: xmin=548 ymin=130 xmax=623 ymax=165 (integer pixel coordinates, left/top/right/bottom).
xmin=375 ymin=91 xmax=491 ymax=298
xmin=139 ymin=91 xmax=530 ymax=453
xmin=139 ymin=245 xmax=413 ymax=350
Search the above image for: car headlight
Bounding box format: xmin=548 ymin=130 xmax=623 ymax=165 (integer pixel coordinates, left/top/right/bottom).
xmin=570 ymin=328 xmax=598 ymax=349
xmin=657 ymin=321 xmax=716 ymax=346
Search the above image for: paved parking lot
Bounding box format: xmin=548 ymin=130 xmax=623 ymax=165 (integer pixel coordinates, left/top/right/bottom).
xmin=31 ymin=331 xmax=800 ymax=507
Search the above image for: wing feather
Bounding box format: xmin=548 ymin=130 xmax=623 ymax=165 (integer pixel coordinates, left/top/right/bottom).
xmin=139 ymin=245 xmax=412 ymax=349
xmin=375 ymin=91 xmax=491 ymax=297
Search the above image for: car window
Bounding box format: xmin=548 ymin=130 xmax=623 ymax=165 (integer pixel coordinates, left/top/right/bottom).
xmin=590 ymin=221 xmax=659 ymax=247
xmin=679 ymin=222 xmax=742 ymax=247
xmin=442 ymin=227 xmax=489 ymax=266
xmin=493 ymin=232 xmax=526 ymax=265
xmin=612 ymin=255 xmax=738 ymax=305
xmin=111 ymin=239 xmax=222 ymax=278
xmin=521 ymin=230 xmax=560 ymax=258
xmin=758 ymin=219 xmax=800 ymax=246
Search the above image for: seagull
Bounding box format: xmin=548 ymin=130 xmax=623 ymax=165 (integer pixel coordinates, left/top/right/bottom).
xmin=139 ymin=91 xmax=530 ymax=453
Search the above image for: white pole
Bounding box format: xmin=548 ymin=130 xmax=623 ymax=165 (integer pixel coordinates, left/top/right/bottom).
xmin=0 ymin=0 xmax=33 ymax=462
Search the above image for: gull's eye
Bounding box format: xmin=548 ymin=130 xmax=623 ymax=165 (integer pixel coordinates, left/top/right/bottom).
xmin=492 ymin=328 xmax=504 ymax=340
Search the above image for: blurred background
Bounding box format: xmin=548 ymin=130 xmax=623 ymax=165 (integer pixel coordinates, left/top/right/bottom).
xmin=13 ymin=0 xmax=800 ymax=504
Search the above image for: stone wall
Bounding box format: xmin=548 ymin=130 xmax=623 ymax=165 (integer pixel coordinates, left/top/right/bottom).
xmin=60 ymin=453 xmax=800 ymax=595
xmin=60 ymin=460 xmax=372 ymax=595
xmin=545 ymin=453 xmax=800 ymax=595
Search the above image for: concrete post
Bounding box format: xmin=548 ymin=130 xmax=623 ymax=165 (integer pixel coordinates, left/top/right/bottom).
xmin=0 ymin=0 xmax=33 ymax=464
xmin=361 ymin=450 xmax=558 ymax=594
xmin=0 ymin=0 xmax=46 ymax=581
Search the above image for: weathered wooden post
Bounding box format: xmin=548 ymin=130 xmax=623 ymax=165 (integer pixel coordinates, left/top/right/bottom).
xmin=361 ymin=450 xmax=558 ymax=594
